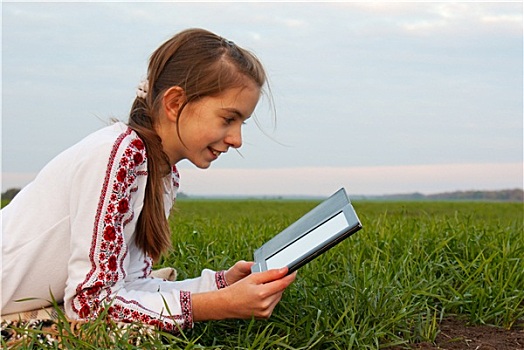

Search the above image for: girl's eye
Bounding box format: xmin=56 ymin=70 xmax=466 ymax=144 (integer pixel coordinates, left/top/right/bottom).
xmin=224 ymin=117 xmax=235 ymax=125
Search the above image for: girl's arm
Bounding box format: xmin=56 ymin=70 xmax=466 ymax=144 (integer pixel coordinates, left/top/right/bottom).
xmin=192 ymin=267 xmax=297 ymax=321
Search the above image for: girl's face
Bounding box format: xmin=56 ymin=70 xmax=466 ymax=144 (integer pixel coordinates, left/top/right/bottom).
xmin=164 ymin=80 xmax=261 ymax=169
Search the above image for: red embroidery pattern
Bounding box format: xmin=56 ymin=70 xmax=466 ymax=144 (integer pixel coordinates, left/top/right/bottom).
xmin=72 ymin=129 xmax=145 ymax=318
xmin=171 ymin=165 xmax=180 ymax=195
xmin=106 ymin=294 xmax=188 ymax=332
xmin=70 ymin=128 xmax=191 ymax=333
xmin=215 ymin=271 xmax=229 ymax=289
xmin=179 ymin=291 xmax=192 ymax=329
xmin=142 ymin=256 xmax=153 ymax=278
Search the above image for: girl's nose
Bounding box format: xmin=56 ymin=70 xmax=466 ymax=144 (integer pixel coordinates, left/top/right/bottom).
xmin=226 ymin=126 xmax=242 ymax=149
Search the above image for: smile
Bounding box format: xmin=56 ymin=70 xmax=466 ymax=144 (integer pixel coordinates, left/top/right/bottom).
xmin=209 ymin=147 xmax=225 ymax=157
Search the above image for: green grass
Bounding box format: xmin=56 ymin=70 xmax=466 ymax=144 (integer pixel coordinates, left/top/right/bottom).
xmin=2 ymin=200 xmax=523 ymax=349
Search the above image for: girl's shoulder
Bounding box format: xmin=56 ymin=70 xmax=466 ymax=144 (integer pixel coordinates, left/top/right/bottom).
xmin=50 ymin=122 xmax=147 ymax=172
xmin=74 ymin=122 xmax=145 ymax=155
xmin=84 ymin=122 xmax=138 ymax=144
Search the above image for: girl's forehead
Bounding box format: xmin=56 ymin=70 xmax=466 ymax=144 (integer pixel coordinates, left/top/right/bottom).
xmin=214 ymin=80 xmax=260 ymax=100
xmin=215 ymin=84 xmax=260 ymax=116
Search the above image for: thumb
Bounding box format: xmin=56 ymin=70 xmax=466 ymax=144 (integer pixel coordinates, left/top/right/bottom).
xmin=236 ymin=260 xmax=255 ymax=273
xmin=251 ymin=267 xmax=289 ymax=284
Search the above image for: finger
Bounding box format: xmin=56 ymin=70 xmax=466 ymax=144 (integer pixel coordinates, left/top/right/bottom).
xmin=255 ymin=275 xmax=296 ymax=298
xmin=263 ymin=269 xmax=297 ymax=289
xmin=236 ymin=260 xmax=255 ymax=274
xmin=269 ymin=270 xmax=297 ymax=293
xmin=254 ymin=291 xmax=284 ymax=319
xmin=250 ymin=267 xmax=289 ymax=284
xmin=266 ymin=290 xmax=286 ymax=316
xmin=269 ymin=291 xmax=284 ymax=310
xmin=285 ymin=271 xmax=298 ymax=283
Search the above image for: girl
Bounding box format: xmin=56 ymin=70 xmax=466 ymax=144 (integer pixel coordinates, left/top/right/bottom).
xmin=1 ymin=28 xmax=296 ymax=333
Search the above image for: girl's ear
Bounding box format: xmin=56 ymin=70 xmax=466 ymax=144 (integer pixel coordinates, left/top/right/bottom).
xmin=163 ymin=86 xmax=186 ymax=121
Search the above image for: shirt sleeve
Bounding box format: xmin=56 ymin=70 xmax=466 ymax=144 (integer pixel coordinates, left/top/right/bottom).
xmin=63 ymin=129 xmax=225 ymax=333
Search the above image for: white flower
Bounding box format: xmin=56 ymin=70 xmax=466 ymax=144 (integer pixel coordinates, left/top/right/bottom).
xmin=136 ymin=79 xmax=149 ymax=99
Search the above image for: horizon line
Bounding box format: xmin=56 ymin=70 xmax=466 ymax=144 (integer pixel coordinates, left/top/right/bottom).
xmin=2 ymin=162 xmax=522 ymax=196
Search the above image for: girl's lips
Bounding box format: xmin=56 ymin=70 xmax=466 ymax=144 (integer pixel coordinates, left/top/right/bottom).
xmin=208 ymin=147 xmax=225 ymax=158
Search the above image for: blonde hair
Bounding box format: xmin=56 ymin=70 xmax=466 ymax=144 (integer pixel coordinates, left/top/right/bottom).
xmin=128 ymin=28 xmax=267 ymax=261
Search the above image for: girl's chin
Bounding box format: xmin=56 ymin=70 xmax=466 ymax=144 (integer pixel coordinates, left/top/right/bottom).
xmin=191 ymin=159 xmax=212 ymax=169
xmin=188 ymin=151 xmax=216 ymax=169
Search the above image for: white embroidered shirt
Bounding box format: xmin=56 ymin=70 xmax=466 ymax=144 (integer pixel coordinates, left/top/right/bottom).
xmin=1 ymin=122 xmax=227 ymax=332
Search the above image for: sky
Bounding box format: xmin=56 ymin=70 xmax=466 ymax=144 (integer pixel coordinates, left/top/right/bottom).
xmin=1 ymin=1 xmax=523 ymax=197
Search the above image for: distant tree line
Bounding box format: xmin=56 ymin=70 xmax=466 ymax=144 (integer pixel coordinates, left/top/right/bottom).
xmin=360 ymin=188 xmax=523 ymax=202
xmin=1 ymin=188 xmax=21 ymax=201
xmin=2 ymin=188 xmax=522 ymax=203
xmin=425 ymin=189 xmax=523 ymax=202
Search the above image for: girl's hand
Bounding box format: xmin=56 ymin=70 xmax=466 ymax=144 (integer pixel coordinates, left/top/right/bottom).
xmin=224 ymin=267 xmax=297 ymax=319
xmin=224 ymin=260 xmax=254 ymax=285
xmin=192 ymin=267 xmax=297 ymax=321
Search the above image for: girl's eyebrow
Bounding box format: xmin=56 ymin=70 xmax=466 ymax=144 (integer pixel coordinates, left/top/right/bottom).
xmin=222 ymin=108 xmax=248 ymax=120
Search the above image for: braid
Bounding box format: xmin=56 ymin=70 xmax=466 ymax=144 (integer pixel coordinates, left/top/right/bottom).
xmin=128 ymin=98 xmax=172 ymax=261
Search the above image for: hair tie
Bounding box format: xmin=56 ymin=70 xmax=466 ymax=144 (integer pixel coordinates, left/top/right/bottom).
xmin=221 ymin=37 xmax=236 ymax=49
xmin=136 ymin=79 xmax=149 ymax=99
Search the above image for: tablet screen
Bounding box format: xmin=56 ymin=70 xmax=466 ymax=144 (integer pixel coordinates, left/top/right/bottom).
xmin=265 ymin=211 xmax=349 ymax=270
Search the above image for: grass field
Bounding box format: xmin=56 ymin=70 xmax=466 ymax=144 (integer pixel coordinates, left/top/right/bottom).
xmin=2 ymin=199 xmax=523 ymax=349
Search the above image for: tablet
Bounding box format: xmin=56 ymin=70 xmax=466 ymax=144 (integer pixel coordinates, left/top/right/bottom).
xmin=251 ymin=188 xmax=362 ymax=274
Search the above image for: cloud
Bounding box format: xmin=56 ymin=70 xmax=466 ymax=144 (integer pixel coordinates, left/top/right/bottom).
xmin=341 ymin=2 xmax=522 ymax=38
